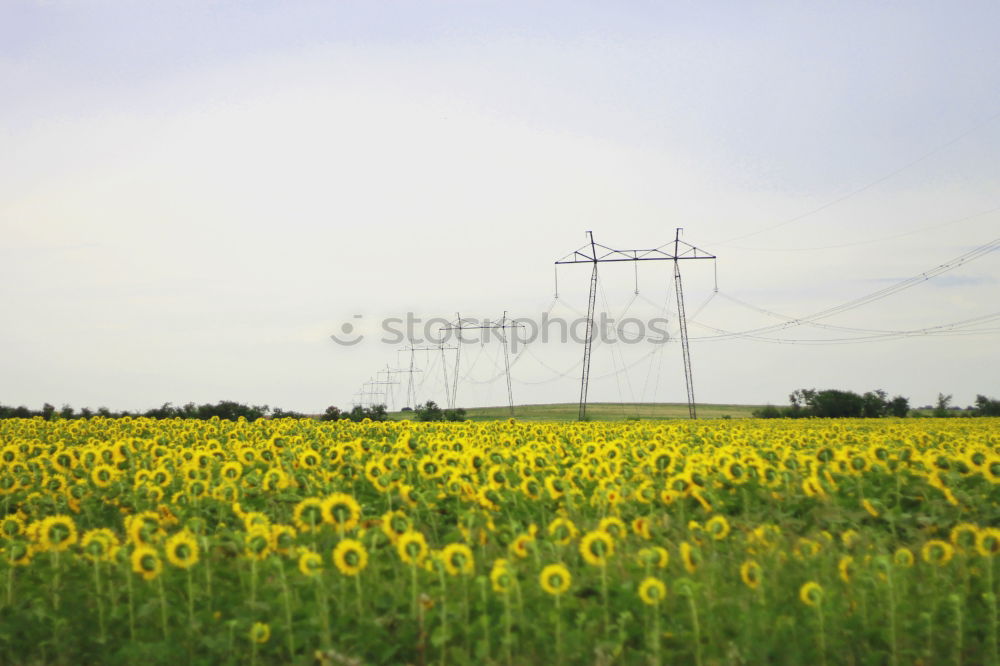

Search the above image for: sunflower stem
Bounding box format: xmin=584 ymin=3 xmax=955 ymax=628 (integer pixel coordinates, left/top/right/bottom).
xmin=438 ymin=564 xmax=448 ymax=666
xmin=157 ymin=574 xmax=169 ymax=640
xmin=652 ymin=603 xmax=662 ymax=666
xmin=555 ymin=593 xmax=563 ymax=666
xmin=885 ymin=566 xmax=898 ymax=666
xmin=277 ymin=559 xmax=296 ymax=660
xmin=949 ymin=593 xmax=962 ymax=666
xmin=411 ymin=561 xmax=419 ymax=619
xmin=126 ymin=561 xmax=136 ymax=641
xmin=686 ymin=589 xmax=703 ymax=666
xmin=250 ymin=557 xmax=257 ymax=608
xmin=316 ymin=574 xmax=333 ymax=650
xmin=504 ymin=587 xmax=512 ymax=666
xmin=478 ymin=577 xmax=490 ymax=661
xmin=93 ymin=557 xmax=106 ymax=644
xmin=186 ymin=567 xmax=194 ymax=637
xmin=816 ymin=604 xmax=827 ymax=666
xmin=600 ymin=561 xmax=610 ymax=635
xmin=354 ymin=572 xmax=364 ymax=618
xmin=5 ymin=556 xmax=13 ymax=607
xmin=987 ymin=556 xmax=998 ymax=666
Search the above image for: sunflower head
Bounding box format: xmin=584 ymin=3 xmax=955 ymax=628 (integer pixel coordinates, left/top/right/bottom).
xmin=441 ymin=543 xmax=474 ymax=576
xmin=243 ymin=526 xmax=272 ymax=560
xmin=539 ymin=563 xmax=571 ymax=596
xmin=580 ymin=530 xmax=614 ymax=567
xmin=922 ymin=539 xmax=955 ymax=567
xmin=740 ymin=560 xmax=762 ymax=590
xmin=333 ymin=539 xmax=369 ymax=577
xmin=706 ymin=515 xmax=731 ymax=540
xmin=292 ymin=498 xmax=324 ymax=533
xmin=680 ymin=541 xmax=700 ymax=574
xmin=490 ymin=559 xmax=513 ymax=594
xmin=165 ymin=530 xmax=200 ymax=569
xmin=799 ymin=581 xmax=823 ymax=607
xmin=976 ymin=527 xmax=1000 ymax=557
xmin=547 ymin=517 xmax=577 ymax=545
xmin=131 ymin=545 xmax=163 ymax=581
xmin=322 ymin=493 xmax=361 ymax=532
xmin=638 ymin=577 xmax=666 ymax=605
xmin=39 ymin=515 xmax=78 ymax=552
xmin=298 ymin=549 xmax=323 ymax=577
xmin=249 ymin=622 xmax=271 ymax=644
xmin=397 ymin=531 xmax=428 ymax=566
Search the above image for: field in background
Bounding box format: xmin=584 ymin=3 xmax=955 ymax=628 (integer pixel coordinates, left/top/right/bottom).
xmin=392 ymin=402 xmax=765 ymax=421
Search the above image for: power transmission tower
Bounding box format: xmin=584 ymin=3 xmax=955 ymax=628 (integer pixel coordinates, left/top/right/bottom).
xmin=373 ymin=367 xmax=402 ymax=410
xmin=555 ymin=229 xmax=716 ymax=420
xmin=439 ymin=311 xmax=525 ymax=416
xmin=353 ymin=378 xmax=382 ymax=409
xmin=400 ymin=343 xmax=458 ymax=409
xmin=386 ymin=359 xmax=423 ymax=410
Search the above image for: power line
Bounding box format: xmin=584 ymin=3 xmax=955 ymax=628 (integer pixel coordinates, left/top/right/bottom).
xmin=709 ymin=108 xmax=1000 ymax=247
xmin=690 ymin=235 xmax=1000 ymax=342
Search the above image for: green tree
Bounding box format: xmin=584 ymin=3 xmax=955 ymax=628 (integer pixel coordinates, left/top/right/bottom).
xmin=933 ymin=393 xmax=953 ymax=417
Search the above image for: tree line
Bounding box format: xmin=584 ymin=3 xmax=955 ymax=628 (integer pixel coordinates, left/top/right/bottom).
xmin=0 ymin=399 xmax=467 ymax=423
xmin=753 ymin=389 xmax=1000 ymax=418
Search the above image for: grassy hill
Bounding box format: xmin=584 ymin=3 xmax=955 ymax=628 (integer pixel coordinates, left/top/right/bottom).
xmin=390 ymin=402 xmax=765 ymax=422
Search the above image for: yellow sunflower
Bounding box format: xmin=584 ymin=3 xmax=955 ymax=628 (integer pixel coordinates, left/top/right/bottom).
xmin=165 ymin=530 xmax=200 ymax=569
xmin=580 ymin=530 xmax=614 ymax=567
xmin=509 ymin=533 xmax=534 ymax=559
xmin=292 ymin=498 xmax=324 ymax=533
xmin=706 ymin=515 xmax=731 ymax=540
xmin=322 ymin=493 xmax=361 ymax=532
xmin=976 ymin=527 xmax=1000 ymax=557
xmin=131 ymin=545 xmax=163 ymax=581
xmin=441 ymin=543 xmax=474 ymax=576
xmin=397 ymin=530 xmax=428 ymax=566
xmin=547 ymin=517 xmax=578 ymax=545
xmin=638 ymin=577 xmax=666 ymax=605
xmin=740 ymin=560 xmax=762 ymax=590
xmin=680 ymin=541 xmax=700 ymax=574
xmin=799 ymin=581 xmax=823 ymax=607
xmin=249 ymin=622 xmax=271 ymax=644
xmin=333 ymin=539 xmax=368 ymax=577
xmin=243 ymin=526 xmax=272 ymax=560
xmin=921 ymin=539 xmax=954 ymax=567
xmin=838 ymin=555 xmax=855 ymax=584
xmin=598 ymin=516 xmax=627 ymax=540
xmin=893 ymin=547 xmax=915 ymax=567
xmin=298 ymin=549 xmax=323 ymax=577
xmin=637 ymin=546 xmax=669 ymax=570
xmin=539 ymin=563 xmax=571 ymax=596
xmin=90 ymin=464 xmax=117 ymax=488
xmin=490 ymin=558 xmax=513 ymax=594
xmin=949 ymin=523 xmax=979 ymax=553
xmin=39 ymin=515 xmax=78 ymax=552
xmin=80 ymin=528 xmax=119 ymax=562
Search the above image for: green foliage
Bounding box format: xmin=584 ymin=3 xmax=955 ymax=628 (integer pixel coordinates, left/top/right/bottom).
xmin=933 ymin=393 xmax=954 ymax=418
xmin=413 ymin=401 xmax=466 ymax=422
xmin=769 ymin=389 xmax=911 ymax=419
xmin=974 ymin=394 xmax=1000 ymax=416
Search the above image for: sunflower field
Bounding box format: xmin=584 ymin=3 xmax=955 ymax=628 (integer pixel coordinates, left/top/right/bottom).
xmin=0 ymin=416 xmax=998 ymax=665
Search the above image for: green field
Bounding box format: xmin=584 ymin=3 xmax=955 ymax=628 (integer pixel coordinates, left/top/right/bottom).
xmin=392 ymin=402 xmax=765 ymax=421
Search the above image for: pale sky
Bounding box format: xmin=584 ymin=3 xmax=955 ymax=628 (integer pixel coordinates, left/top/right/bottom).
xmin=2 ymin=0 xmax=999 ymax=414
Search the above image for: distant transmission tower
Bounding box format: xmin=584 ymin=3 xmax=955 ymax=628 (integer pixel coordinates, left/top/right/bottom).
xmin=400 ymin=343 xmax=458 ymax=408
xmin=439 ymin=311 xmax=524 ymax=416
xmin=372 ymin=366 xmax=401 ymax=410
xmin=555 ymin=229 xmax=716 ymax=420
